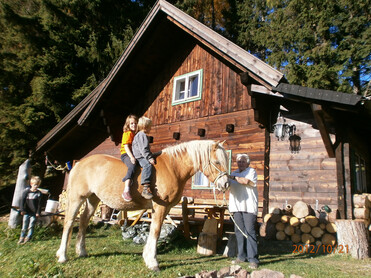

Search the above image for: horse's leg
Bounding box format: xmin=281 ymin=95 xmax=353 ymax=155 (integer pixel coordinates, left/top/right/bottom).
xmin=56 ymin=195 xmax=85 ymax=263
xmin=76 ymin=194 xmax=100 ymax=258
xmin=143 ymin=204 xmax=169 ymax=271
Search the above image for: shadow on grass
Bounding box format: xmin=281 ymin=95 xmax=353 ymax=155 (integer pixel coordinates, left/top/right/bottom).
xmin=159 ymin=255 xmax=228 ymax=271
xmin=259 ymin=239 xmax=328 ymax=265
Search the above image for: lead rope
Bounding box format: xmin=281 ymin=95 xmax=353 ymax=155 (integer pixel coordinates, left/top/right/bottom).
xmin=213 ymin=188 xmax=249 ymax=239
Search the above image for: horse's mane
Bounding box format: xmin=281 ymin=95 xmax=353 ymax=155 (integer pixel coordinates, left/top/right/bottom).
xmin=163 ymin=140 xmax=228 ymax=171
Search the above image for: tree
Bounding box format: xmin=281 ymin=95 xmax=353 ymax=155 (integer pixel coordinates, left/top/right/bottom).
xmin=0 ymin=0 xmax=155 ymax=186
xmin=234 ymin=0 xmax=370 ymax=94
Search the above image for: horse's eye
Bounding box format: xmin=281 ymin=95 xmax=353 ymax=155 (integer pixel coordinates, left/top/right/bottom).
xmin=215 ymin=161 xmax=220 ymax=165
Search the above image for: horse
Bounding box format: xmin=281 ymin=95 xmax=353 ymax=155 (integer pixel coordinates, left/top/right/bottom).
xmin=56 ymin=140 xmax=230 ymax=271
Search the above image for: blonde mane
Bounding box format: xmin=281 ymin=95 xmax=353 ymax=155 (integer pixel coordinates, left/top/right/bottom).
xmin=163 ymin=140 xmax=228 ymax=171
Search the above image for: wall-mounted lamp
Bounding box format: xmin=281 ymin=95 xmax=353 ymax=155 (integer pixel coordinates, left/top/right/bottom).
xmin=148 ymin=136 xmax=154 ymax=143
xmin=272 ymin=113 xmax=301 ymax=153
xmin=273 ymin=113 xmax=287 ymax=141
xmin=197 ymin=128 xmax=206 ymax=137
xmin=289 ymin=132 xmax=301 ymax=153
xmin=173 ymin=132 xmax=180 ymax=140
xmin=226 ymin=124 xmax=234 ymax=133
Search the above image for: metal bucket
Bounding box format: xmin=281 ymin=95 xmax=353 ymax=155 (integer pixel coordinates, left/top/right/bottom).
xmin=45 ymin=200 xmax=59 ymax=213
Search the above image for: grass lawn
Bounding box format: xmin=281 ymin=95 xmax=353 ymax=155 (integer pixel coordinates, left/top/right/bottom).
xmin=0 ymin=220 xmax=370 ymax=277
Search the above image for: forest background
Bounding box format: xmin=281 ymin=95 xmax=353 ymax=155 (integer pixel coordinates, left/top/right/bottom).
xmin=0 ymin=0 xmax=370 ymax=187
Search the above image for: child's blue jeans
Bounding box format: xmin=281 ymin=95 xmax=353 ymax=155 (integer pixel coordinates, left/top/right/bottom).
xmin=137 ymin=158 xmax=153 ymax=184
xmin=20 ymin=213 xmax=37 ymax=239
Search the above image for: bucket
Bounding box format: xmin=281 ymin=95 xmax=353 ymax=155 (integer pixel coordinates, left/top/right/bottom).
xmin=45 ymin=200 xmax=59 ymax=214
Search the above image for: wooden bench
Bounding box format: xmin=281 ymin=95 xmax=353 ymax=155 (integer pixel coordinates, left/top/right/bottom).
xmin=119 ymin=197 xmax=263 ymax=239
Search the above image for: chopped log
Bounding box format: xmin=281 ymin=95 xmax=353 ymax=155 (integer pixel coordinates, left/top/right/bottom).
xmin=301 ymin=233 xmax=315 ymax=244
xmin=270 ymin=214 xmax=282 ymax=224
xmin=263 ymin=213 xmax=272 ymax=223
xmin=322 ymin=233 xmax=336 ymax=246
xmin=284 ymin=225 xmax=295 ymax=236
xmin=295 ymin=226 xmax=302 ymax=235
xmin=281 ymin=215 xmax=290 ymax=223
xmin=292 ymin=201 xmax=311 ymax=218
xmin=223 ymin=233 xmax=237 ymax=257
xmin=271 ymin=207 xmax=282 ymax=215
xmin=197 ymin=232 xmax=217 ymax=256
xmin=319 ymin=223 xmax=326 ymax=230
xmin=353 ymin=194 xmax=371 ymax=208
xmin=315 ymin=240 xmax=322 ymax=246
xmin=300 ymin=223 xmax=312 ymax=234
xmin=335 ymin=219 xmax=369 ymax=259
xmin=325 ymin=222 xmax=337 ymax=233
xmin=290 ymin=217 xmax=300 ymax=227
xmin=318 ymin=212 xmax=328 ymax=224
xmin=291 ymin=234 xmax=301 ymax=243
xmin=305 ymin=215 xmax=319 ymax=227
xmin=276 ymin=231 xmax=286 ymax=241
xmin=202 ymin=219 xmax=218 ymax=234
xmin=285 ymin=204 xmax=293 ymax=215
xmin=353 ymin=207 xmax=370 ymax=219
xmin=259 ymin=220 xmax=276 ymax=239
xmin=311 ymin=227 xmax=324 ymax=238
xmin=299 ymin=218 xmax=306 ymax=224
xmin=275 ymin=222 xmax=285 ymax=231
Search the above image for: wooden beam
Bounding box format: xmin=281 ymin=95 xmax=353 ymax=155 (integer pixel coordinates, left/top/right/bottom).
xmin=263 ymin=128 xmax=271 ymax=217
xmin=343 ymin=143 xmax=353 ymax=219
xmin=335 ymin=143 xmax=345 ymax=218
xmin=249 ymin=84 xmax=283 ymax=97
xmin=311 ymin=104 xmax=335 ymax=158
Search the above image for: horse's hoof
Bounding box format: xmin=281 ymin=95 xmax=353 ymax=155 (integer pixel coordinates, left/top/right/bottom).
xmin=57 ymin=257 xmax=67 ymax=263
xmin=150 ymin=266 xmax=160 ymax=272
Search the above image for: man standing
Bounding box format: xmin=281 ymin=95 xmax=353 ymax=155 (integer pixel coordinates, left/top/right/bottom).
xmin=229 ymin=154 xmax=259 ymax=269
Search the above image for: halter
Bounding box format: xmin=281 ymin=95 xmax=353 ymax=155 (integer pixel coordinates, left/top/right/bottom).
xmin=202 ymin=151 xmax=228 ymax=187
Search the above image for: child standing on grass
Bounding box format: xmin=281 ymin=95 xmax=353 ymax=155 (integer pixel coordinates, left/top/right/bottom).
xmin=120 ymin=114 xmax=138 ymax=202
xmin=132 ymin=116 xmax=156 ymax=199
xmin=18 ymin=176 xmax=42 ymax=244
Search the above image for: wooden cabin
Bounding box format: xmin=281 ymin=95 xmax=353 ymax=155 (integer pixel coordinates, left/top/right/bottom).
xmin=35 ymin=0 xmax=370 ymax=222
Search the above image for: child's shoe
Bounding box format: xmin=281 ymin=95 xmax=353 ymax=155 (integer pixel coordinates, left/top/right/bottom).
xmin=17 ymin=237 xmax=24 ymax=244
xmin=141 ymin=186 xmax=153 ymax=199
xmin=23 ymin=237 xmax=31 ymax=244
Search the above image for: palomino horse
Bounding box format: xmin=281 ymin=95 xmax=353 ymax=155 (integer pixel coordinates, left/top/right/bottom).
xmin=56 ymin=140 xmax=230 ymax=271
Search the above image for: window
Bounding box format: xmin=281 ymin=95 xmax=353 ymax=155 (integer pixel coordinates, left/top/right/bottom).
xmin=351 ymin=150 xmax=368 ymax=193
xmin=192 ymin=150 xmax=232 ymax=189
xmin=172 ymin=69 xmax=203 ymax=105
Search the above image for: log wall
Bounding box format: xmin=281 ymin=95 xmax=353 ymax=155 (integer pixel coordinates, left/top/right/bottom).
xmin=145 ymin=43 xmax=250 ymax=124
xmin=73 ymin=43 xmax=264 ymax=214
xmin=269 ymin=118 xmax=338 ymax=213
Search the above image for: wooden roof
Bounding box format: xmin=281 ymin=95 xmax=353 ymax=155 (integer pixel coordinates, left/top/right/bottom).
xmin=78 ymin=0 xmax=283 ymax=126
xmin=35 ymin=0 xmax=284 ymax=156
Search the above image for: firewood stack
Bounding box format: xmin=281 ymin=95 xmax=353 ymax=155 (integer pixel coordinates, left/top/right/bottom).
xmin=353 ymin=193 xmax=371 ymax=232
xmin=260 ymin=200 xmax=337 ymax=245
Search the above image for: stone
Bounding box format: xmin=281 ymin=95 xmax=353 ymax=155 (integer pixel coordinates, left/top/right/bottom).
xmin=251 ymin=269 xmax=284 ymax=278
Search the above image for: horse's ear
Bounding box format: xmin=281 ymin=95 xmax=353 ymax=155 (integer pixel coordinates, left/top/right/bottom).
xmin=213 ymin=141 xmax=221 ymax=150
xmin=220 ymin=140 xmax=226 ymax=146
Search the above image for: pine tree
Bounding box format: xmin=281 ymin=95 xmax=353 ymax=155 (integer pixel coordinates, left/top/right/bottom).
xmin=234 ymin=0 xmax=370 ymax=94
xmin=0 ymin=0 xmax=154 ymax=186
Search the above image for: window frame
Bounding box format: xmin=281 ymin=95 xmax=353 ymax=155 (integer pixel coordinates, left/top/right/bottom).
xmin=172 ymin=69 xmax=203 ymax=105
xmin=192 ymin=150 xmax=232 ymax=189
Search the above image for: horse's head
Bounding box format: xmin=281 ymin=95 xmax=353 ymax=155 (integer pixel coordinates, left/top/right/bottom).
xmin=203 ymin=141 xmax=230 ymax=192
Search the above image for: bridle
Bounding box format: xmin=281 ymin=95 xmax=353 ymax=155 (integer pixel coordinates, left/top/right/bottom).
xmin=202 ymin=151 xmax=229 ymax=189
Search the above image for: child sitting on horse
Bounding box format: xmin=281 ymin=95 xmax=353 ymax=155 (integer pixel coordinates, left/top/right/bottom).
xmin=18 ymin=176 xmax=42 ymax=244
xmin=132 ymin=116 xmax=156 ymax=199
xmin=120 ymin=114 xmax=138 ymax=202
